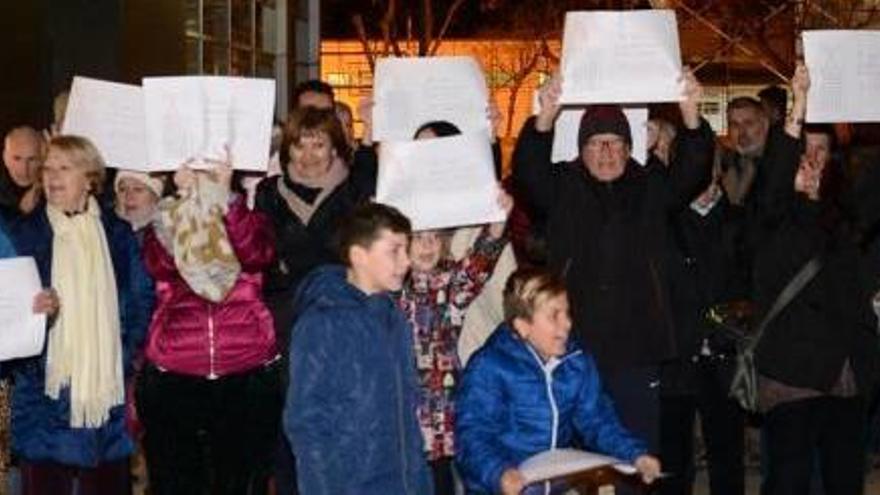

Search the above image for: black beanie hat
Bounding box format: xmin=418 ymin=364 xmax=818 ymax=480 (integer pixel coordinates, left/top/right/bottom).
xmin=577 ymin=105 xmax=632 ymax=150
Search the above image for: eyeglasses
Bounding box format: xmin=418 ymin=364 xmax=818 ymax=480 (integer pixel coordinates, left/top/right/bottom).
xmin=585 ymin=137 xmax=626 ymax=151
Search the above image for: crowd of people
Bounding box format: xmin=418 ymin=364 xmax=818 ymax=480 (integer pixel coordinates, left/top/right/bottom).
xmin=0 ymin=60 xmax=876 ymax=495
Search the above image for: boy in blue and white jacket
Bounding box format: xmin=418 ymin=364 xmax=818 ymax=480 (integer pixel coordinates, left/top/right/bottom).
xmin=455 ymin=268 xmax=661 ymax=494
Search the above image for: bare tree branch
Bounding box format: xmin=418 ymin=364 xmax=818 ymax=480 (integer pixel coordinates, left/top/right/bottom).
xmin=352 ymin=14 xmax=377 ymax=72
xmin=429 ymin=0 xmax=466 ymax=55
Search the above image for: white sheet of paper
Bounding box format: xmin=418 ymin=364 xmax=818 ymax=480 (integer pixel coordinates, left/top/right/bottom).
xmin=532 ymin=93 xmax=648 ymax=165
xmin=804 ymin=30 xmax=880 ymax=123
xmin=519 ymin=448 xmax=636 ymax=485
xmin=560 ymin=10 xmax=683 ymax=104
xmin=62 ymin=76 xmax=147 ymax=170
xmin=372 ymin=56 xmax=490 ymax=141
xmin=143 ymin=76 xmax=276 ymax=171
xmin=376 ymin=131 xmax=504 ymax=231
xmin=0 ymin=257 xmax=46 ymax=361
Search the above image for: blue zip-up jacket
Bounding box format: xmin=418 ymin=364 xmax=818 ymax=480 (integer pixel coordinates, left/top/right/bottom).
xmin=9 ymin=202 xmax=154 ymax=467
xmin=455 ymin=324 xmax=647 ymax=494
xmin=284 ymin=265 xmax=434 ymax=495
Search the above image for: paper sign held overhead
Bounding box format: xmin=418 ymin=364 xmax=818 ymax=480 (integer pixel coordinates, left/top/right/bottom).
xmin=62 ymin=76 xmax=147 ymax=171
xmin=560 ymin=10 xmax=683 ymax=104
xmin=376 ymin=131 xmax=504 ymax=231
xmin=804 ymin=30 xmax=880 ymax=123
xmin=373 ymin=56 xmax=490 ymax=142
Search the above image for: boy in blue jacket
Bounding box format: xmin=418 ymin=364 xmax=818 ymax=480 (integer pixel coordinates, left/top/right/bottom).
xmin=284 ymin=202 xmax=434 ymax=495
xmin=456 ymin=268 xmax=661 ymax=494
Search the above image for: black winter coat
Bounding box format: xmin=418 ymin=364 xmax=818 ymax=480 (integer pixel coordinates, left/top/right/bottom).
xmin=512 ymin=117 xmax=716 ymax=370
xmin=753 ymin=130 xmax=880 ymax=394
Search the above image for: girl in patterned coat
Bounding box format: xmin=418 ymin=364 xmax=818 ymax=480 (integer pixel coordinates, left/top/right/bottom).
xmin=397 ymin=157 xmax=512 ymax=494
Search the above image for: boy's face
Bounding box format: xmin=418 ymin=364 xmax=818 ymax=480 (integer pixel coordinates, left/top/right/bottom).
xmin=350 ymin=228 xmax=412 ymax=294
xmin=514 ymin=293 xmax=572 ymax=360
xmin=409 ymin=230 xmax=445 ymax=273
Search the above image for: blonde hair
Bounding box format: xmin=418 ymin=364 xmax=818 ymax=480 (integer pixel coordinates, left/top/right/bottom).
xmin=503 ymin=268 xmax=568 ymax=323
xmin=47 ymin=135 xmax=107 ymax=195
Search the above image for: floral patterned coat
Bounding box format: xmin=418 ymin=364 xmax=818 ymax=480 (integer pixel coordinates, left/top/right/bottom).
xmin=397 ymin=228 xmax=506 ymax=460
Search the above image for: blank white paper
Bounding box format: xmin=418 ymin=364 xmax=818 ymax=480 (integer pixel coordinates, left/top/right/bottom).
xmin=376 ymin=131 xmax=504 ymax=231
xmin=0 ymin=257 xmax=46 ymax=362
xmin=560 ymin=10 xmax=683 ymax=104
xmin=804 ymin=30 xmax=880 ymax=123
xmin=372 ymin=56 xmax=490 ymax=142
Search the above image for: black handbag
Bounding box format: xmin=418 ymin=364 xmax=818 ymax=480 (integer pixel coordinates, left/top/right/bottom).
xmin=727 ymin=257 xmax=824 ymax=412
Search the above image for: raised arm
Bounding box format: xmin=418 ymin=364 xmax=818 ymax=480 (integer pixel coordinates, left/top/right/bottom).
xmin=512 ymin=76 xmax=563 ymax=216
xmin=666 ymin=68 xmax=716 ymax=210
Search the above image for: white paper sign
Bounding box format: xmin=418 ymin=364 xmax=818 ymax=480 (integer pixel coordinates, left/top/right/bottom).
xmin=62 ymin=76 xmax=147 ymax=170
xmin=376 ymin=131 xmax=504 ymax=231
xmin=804 ymin=30 xmax=880 ymax=123
xmin=0 ymin=257 xmax=46 ymax=361
xmin=560 ymin=10 xmax=683 ymax=104
xmin=373 ymin=56 xmax=490 ymax=141
xmin=532 ymin=93 xmax=649 ymax=165
xmin=519 ymin=448 xmax=636 ymax=485
xmin=143 ymin=76 xmax=276 ymax=171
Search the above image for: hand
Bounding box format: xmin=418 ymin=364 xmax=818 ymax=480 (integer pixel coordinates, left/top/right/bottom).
xmin=205 ymin=145 xmax=233 ymax=192
xmin=499 ymin=468 xmax=526 ymax=495
xmin=791 ymin=61 xmax=810 ymax=105
xmin=489 ymin=185 xmax=514 ymax=239
xmin=634 ymin=455 xmax=662 ymax=485
xmin=18 ymin=185 xmax=41 ymax=214
xmin=679 ymin=66 xmax=703 ymax=130
xmin=173 ymin=161 xmax=198 ymax=192
xmin=786 ymin=61 xmax=810 ymax=139
xmin=488 ymin=99 xmax=502 ymax=142
xmin=795 ymin=155 xmax=822 ymax=201
xmin=358 ymin=95 xmax=374 ymax=146
xmin=33 ymin=289 xmax=59 ymax=316
xmin=535 ymin=73 xmax=563 ymax=132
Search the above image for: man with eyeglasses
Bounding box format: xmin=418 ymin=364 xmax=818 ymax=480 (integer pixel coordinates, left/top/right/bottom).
xmin=512 ymin=71 xmax=714 ymax=494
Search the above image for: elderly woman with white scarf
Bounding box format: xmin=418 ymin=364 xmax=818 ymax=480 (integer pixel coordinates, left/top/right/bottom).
xmin=10 ymin=135 xmax=154 ymax=495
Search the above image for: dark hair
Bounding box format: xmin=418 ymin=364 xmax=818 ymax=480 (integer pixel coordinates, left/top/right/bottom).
xmin=758 ymin=85 xmax=788 ymax=117
xmin=292 ymin=80 xmax=335 ymax=108
xmin=413 ymin=120 xmax=462 ymax=139
xmin=503 ymin=267 xmax=567 ymax=323
xmin=726 ymin=96 xmax=766 ymax=116
xmin=336 ymin=202 xmax=412 ymax=266
xmin=803 ymin=123 xmax=837 ymax=151
xmin=281 ymin=107 xmax=352 ymax=165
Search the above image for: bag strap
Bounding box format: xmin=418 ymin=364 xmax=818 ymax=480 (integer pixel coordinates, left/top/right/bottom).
xmin=747 ymin=256 xmax=824 ymax=351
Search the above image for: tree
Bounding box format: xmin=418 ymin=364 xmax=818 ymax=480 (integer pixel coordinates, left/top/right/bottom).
xmin=352 ymin=0 xmax=468 ymax=72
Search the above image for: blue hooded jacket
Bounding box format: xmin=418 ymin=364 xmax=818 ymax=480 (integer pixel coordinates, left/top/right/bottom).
xmin=284 ymin=265 xmax=434 ymax=495
xmin=9 ymin=203 xmax=154 ymax=467
xmin=455 ymin=324 xmax=647 ymax=494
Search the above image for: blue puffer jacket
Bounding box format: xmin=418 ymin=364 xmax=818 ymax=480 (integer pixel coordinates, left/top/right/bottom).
xmin=284 ymin=265 xmax=434 ymax=495
xmin=455 ymin=324 xmax=647 ymax=494
xmin=9 ymin=202 xmax=154 ymax=467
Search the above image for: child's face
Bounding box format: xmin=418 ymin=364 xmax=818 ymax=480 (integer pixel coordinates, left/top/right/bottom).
xmin=350 ymin=228 xmax=412 ymax=294
xmin=514 ymin=293 xmax=572 ymax=360
xmin=409 ymin=230 xmax=445 ymax=273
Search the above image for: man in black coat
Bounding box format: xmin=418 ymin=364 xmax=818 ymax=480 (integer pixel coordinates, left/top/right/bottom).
xmin=512 ymin=71 xmax=714 ymax=473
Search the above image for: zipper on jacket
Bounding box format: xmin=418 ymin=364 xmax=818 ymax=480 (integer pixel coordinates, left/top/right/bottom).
xmin=207 ymin=304 xmax=217 ymax=379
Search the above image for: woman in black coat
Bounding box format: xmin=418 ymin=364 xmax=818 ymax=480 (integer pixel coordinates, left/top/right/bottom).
xmin=754 ymin=63 xmax=880 ymax=495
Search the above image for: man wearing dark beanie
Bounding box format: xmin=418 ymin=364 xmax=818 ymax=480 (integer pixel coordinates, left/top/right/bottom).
xmin=513 ymin=71 xmax=715 ymax=494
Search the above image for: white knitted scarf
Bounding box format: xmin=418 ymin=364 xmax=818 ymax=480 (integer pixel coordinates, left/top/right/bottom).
xmin=45 ymin=197 xmax=124 ymax=428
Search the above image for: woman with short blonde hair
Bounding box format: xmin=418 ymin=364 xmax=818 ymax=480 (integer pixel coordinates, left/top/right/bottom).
xmin=10 ymin=135 xmax=153 ymax=495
